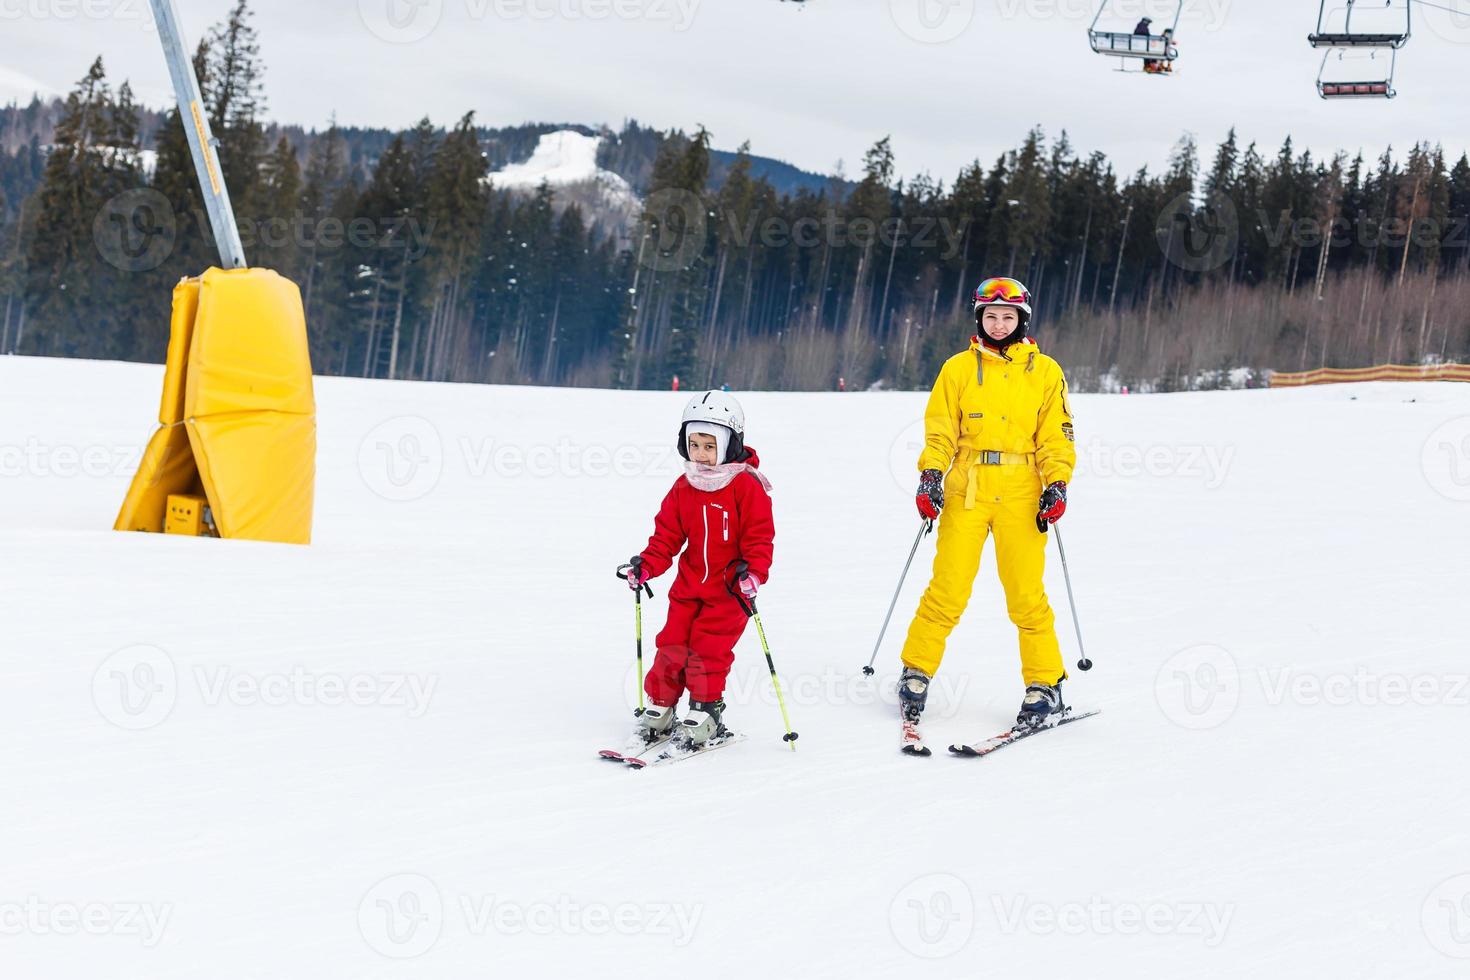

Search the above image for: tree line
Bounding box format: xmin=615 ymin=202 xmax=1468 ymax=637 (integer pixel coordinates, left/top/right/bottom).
xmin=2 ymin=0 xmax=1467 ymax=390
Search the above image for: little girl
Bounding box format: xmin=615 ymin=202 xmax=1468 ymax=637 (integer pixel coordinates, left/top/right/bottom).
xmin=619 ymin=390 xmax=775 ymax=747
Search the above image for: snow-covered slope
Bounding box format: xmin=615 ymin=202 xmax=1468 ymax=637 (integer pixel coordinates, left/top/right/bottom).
xmin=2 ymin=354 xmax=1469 ymax=978
xmin=489 ymin=130 xmax=638 ymax=216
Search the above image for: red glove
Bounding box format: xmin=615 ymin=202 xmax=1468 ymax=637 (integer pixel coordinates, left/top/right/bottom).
xmin=916 ymin=469 xmax=944 ymax=520
xmin=1037 ymin=481 xmax=1067 ymax=530
xmin=737 ymin=572 xmax=761 ymax=600
xmin=622 ymin=557 xmax=650 ymax=591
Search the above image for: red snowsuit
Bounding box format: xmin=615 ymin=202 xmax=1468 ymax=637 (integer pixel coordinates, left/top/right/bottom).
xmin=638 ymin=448 xmax=775 ymax=706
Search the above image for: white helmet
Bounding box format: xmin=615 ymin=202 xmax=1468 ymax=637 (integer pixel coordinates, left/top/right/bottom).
xmin=678 ymin=390 xmax=746 ymax=463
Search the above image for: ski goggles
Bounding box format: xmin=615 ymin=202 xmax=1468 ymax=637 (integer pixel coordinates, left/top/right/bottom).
xmin=974 ymin=277 xmax=1031 ymax=306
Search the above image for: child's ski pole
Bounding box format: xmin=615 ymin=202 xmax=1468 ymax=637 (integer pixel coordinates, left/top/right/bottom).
xmin=862 ymin=518 xmax=934 ymax=676
xmin=615 ymin=564 xmax=655 ymax=714
xmin=727 ymin=562 xmax=799 ymax=750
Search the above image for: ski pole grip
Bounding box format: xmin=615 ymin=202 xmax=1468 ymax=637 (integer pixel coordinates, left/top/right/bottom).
xmin=615 ymin=563 xmax=655 ymax=598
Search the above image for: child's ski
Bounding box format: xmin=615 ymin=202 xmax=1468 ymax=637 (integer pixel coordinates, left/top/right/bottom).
xmin=599 ymin=730 xmax=679 ymax=763
xmin=625 ymin=731 xmax=747 ymax=769
xmin=947 ymin=708 xmax=1100 ymax=759
xmin=901 ymin=720 xmax=931 ymax=757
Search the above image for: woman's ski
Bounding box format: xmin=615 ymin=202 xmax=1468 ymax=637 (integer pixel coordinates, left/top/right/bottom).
xmin=947 ymin=708 xmax=1100 ymax=759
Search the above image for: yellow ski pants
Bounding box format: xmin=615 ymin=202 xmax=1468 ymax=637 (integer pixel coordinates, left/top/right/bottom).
xmin=900 ymin=456 xmax=1066 ymax=686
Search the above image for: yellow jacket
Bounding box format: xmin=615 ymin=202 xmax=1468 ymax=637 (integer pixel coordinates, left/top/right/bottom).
xmin=918 ymin=336 xmax=1077 ymax=489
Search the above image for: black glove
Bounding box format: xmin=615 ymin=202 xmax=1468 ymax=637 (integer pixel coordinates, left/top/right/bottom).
xmin=916 ymin=469 xmax=944 ymax=520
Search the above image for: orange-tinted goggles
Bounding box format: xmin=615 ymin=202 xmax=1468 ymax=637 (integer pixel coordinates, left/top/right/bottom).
xmin=975 ymin=277 xmax=1030 ymax=306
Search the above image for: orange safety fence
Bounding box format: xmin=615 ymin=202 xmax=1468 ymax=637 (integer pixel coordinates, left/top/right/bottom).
xmin=1269 ymin=363 xmax=1470 ymax=387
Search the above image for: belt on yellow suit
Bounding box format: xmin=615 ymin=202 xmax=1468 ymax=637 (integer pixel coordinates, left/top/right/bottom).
xmin=954 ymin=448 xmax=1037 ymax=509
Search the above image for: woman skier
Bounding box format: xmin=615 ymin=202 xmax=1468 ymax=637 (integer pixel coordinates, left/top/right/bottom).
xmin=898 ymin=277 xmax=1076 ymax=752
xmin=618 ymin=390 xmax=775 ymax=754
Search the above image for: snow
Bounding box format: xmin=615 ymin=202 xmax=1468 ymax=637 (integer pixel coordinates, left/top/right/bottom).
xmin=2 ymin=354 xmax=1470 ymax=978
xmin=488 ymin=129 xmax=638 ymax=213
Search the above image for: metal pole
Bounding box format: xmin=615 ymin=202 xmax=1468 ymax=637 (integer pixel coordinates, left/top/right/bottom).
xmin=1052 ymin=525 xmax=1093 ymax=672
xmin=862 ymin=519 xmax=933 ymax=676
xmin=147 ymin=0 xmax=247 ymax=269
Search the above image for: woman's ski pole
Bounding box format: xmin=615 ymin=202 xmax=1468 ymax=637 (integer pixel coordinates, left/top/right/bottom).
xmin=727 ymin=562 xmax=799 ymax=750
xmin=615 ymin=565 xmax=655 ymax=713
xmin=1051 ymin=525 xmax=1093 ymax=672
xmin=862 ymin=518 xmax=934 ymax=676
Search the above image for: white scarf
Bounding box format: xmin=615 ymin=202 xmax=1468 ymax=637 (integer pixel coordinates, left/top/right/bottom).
xmin=683 ymin=460 xmax=773 ymax=493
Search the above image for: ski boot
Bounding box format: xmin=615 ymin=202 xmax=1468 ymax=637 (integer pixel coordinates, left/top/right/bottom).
xmin=899 ymin=666 xmax=930 ymax=723
xmin=679 ymin=699 xmax=728 ymax=747
xmin=899 ymin=667 xmax=932 ymax=756
xmin=636 ymin=702 xmax=679 ymax=745
xmin=1016 ymin=682 xmax=1064 ymax=728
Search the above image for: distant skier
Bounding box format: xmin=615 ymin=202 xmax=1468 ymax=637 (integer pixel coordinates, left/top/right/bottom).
xmin=618 ymin=390 xmax=774 ymax=752
xmin=1133 ymin=16 xmax=1152 ymax=35
xmin=898 ymin=277 xmax=1076 ymax=753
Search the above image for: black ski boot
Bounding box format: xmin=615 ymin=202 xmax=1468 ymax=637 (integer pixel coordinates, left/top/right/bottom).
xmin=680 ymin=699 xmax=728 ymax=747
xmin=1017 ymin=682 xmax=1064 ymax=728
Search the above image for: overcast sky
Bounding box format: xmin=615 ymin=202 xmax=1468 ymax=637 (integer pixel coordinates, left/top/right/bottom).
xmin=4 ymin=0 xmax=1467 ymax=182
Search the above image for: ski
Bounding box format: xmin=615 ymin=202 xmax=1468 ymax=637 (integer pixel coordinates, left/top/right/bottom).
xmin=625 ymin=731 xmax=747 ymax=769
xmin=948 ymin=708 xmax=1100 ymax=759
xmin=901 ymin=720 xmax=931 ymax=757
xmin=599 ymin=730 xmax=679 ymax=763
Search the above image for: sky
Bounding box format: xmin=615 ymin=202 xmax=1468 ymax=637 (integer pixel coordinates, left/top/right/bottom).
xmin=3 ymin=0 xmax=1468 ymax=183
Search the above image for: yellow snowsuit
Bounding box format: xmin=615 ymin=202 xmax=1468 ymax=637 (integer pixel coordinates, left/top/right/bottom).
xmin=900 ymin=337 xmax=1077 ymax=685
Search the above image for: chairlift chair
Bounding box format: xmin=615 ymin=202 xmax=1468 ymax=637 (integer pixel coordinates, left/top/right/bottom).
xmin=1316 ymin=45 xmax=1398 ymax=98
xmin=1308 ymin=0 xmax=1411 ymax=48
xmin=1088 ymin=1 xmax=1183 ymax=75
